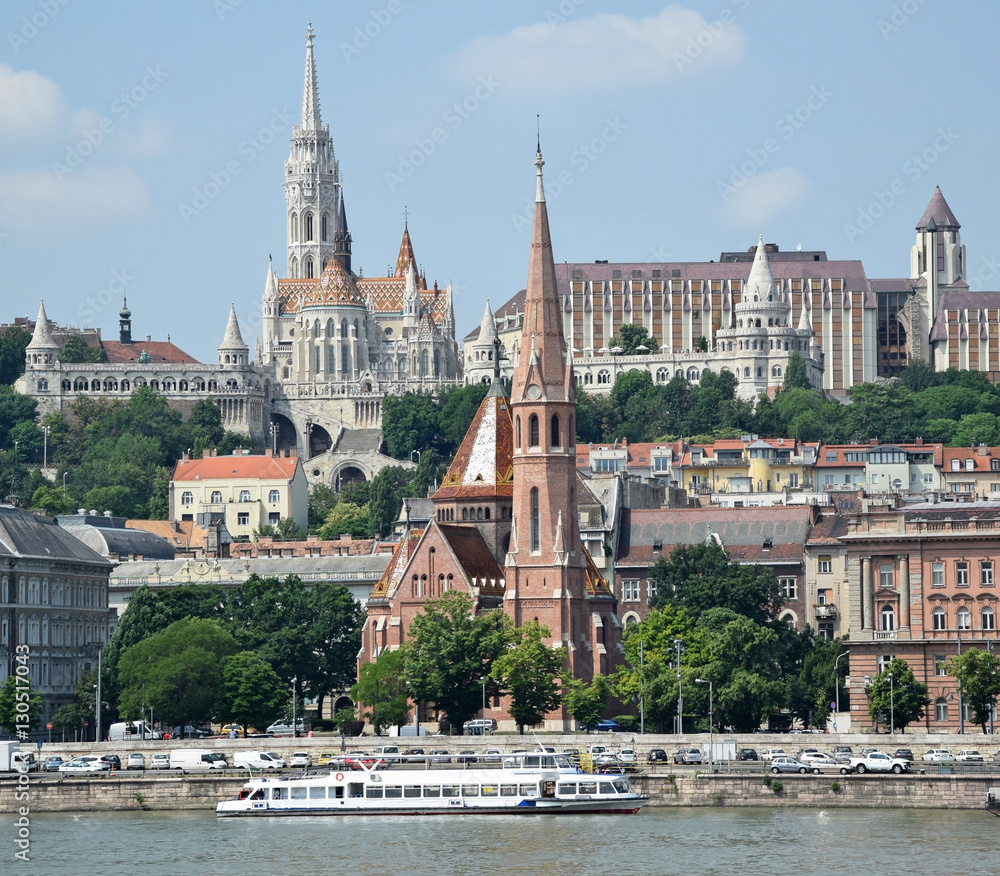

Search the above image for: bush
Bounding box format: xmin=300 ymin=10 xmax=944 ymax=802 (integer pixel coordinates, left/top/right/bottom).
xmin=770 ymin=779 xmax=784 ymax=794
xmin=613 ymin=715 xmax=640 ymax=733
xmin=309 ymin=719 xmax=337 ymax=732
xmin=830 ymin=780 xmax=841 ymax=793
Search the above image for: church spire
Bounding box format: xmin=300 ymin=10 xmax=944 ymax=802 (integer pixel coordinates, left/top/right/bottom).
xmin=300 ymin=23 xmax=322 ymax=131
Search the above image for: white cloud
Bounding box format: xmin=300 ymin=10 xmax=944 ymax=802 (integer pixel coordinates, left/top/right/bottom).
xmin=721 ymin=167 xmax=811 ymax=226
xmin=452 ymin=5 xmax=746 ymax=92
xmin=0 ymin=167 xmax=148 ymax=227
xmin=121 ymin=119 xmax=170 ymax=157
xmin=0 ymin=64 xmax=65 ymax=140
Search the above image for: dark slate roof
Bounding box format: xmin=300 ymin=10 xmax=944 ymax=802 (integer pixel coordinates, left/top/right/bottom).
xmin=617 ymin=506 xmax=813 ymax=566
xmin=916 ymin=186 xmax=960 ymax=231
xmin=869 ymin=278 xmax=917 ymax=293
xmin=59 ymin=523 xmax=176 ymax=560
xmin=0 ymin=506 xmax=112 ymax=567
xmin=806 ymin=512 xmax=849 ymax=544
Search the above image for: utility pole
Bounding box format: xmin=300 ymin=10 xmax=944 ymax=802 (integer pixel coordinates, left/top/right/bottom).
xmin=639 ymin=637 xmax=645 ymax=735
xmin=674 ymin=638 xmax=684 ymax=735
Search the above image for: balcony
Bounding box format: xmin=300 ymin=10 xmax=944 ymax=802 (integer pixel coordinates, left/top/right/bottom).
xmin=814 ymin=604 xmax=837 ymax=619
xmin=873 ymin=630 xmax=898 ymax=641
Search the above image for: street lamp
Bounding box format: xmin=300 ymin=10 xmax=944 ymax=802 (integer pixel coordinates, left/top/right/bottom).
xmin=887 ymin=672 xmax=894 ymax=736
xmin=42 ymin=425 xmax=50 ymax=468
xmin=833 ymin=650 xmax=849 ymax=731
xmin=695 ymin=678 xmax=713 ymax=772
xmin=480 ymin=676 xmax=487 ymax=724
xmin=639 ymin=637 xmax=645 ymax=735
xmin=673 ymin=638 xmax=684 ymax=735
xmin=411 ymin=449 xmax=421 ymax=467
xmin=62 ymin=471 xmax=68 ymax=499
xmin=269 ymin=422 xmax=279 ymax=455
xmin=291 ymin=676 xmax=298 ymax=738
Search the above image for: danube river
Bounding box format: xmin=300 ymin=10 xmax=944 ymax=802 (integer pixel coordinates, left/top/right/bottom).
xmin=4 ymin=807 xmax=996 ymax=875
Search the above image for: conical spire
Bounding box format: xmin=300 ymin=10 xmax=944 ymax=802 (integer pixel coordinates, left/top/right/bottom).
xmin=263 ymin=257 xmax=279 ymax=302
xmin=300 ymin=23 xmax=322 ymax=132
xmin=394 ymin=224 xmax=418 ymax=279
xmin=220 ymin=304 xmax=248 ymax=350
xmin=745 ymin=235 xmax=776 ymax=299
xmin=28 ymin=300 xmax=57 ymax=350
xmin=478 ymin=299 xmax=498 ymax=345
xmin=512 ymin=144 xmax=567 ymax=397
xmin=916 ymin=185 xmax=960 ymax=231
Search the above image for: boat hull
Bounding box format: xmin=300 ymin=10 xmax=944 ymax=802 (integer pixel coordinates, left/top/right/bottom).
xmin=217 ymin=798 xmax=647 ymax=817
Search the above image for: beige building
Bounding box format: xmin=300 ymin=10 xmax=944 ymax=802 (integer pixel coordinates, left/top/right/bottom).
xmin=169 ymin=451 xmax=308 ymax=542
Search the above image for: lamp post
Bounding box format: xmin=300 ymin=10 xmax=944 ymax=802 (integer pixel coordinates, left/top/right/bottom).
xmin=292 ymin=676 xmax=298 ymax=738
xmin=639 ymin=637 xmax=645 ymax=735
xmin=695 ymin=678 xmax=713 ymax=772
xmin=62 ymin=471 xmax=68 ymax=499
xmin=269 ymin=422 xmax=279 ymax=455
xmin=42 ymin=425 xmax=50 ymax=468
xmin=673 ymin=638 xmax=684 ymax=735
xmin=411 ymin=449 xmax=421 ymax=467
xmin=833 ymin=650 xmax=849 ymax=731
xmin=480 ymin=676 xmax=486 ymax=724
xmin=887 ymin=672 xmax=894 ymax=736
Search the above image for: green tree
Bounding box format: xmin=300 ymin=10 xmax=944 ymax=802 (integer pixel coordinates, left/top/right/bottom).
xmin=782 ymin=352 xmax=813 ymax=390
xmin=352 ymin=650 xmax=411 ymax=735
xmin=148 ymin=468 xmax=170 ymax=519
xmin=218 ymin=651 xmax=287 ymax=737
xmin=50 ymin=702 xmax=86 ymax=739
xmin=0 ymin=674 xmax=44 ymax=734
xmin=610 ymin=323 xmax=656 ymax=356
xmin=899 ymin=358 xmax=938 ymax=393
xmin=844 ymin=382 xmax=916 ymax=443
xmin=575 ymin=389 xmax=619 ymax=443
xmin=368 ymin=465 xmax=415 ymax=537
xmin=184 ymin=398 xmax=225 ymax=452
xmin=563 ymin=675 xmax=612 ymax=731
xmin=58 ymin=334 xmax=106 ymax=363
xmin=0 ymin=326 xmax=31 ymax=385
xmin=490 ymin=620 xmax=566 ymax=734
xmin=401 ymin=590 xmax=511 ymax=732
xmin=950 ymin=412 xmax=1000 ymax=447
xmin=306 ymin=583 xmax=366 ymax=716
xmin=865 ymin=658 xmax=929 ymax=732
xmin=947 ymin=648 xmax=1000 ymax=733
xmin=308 ymin=483 xmax=340 ymax=529
xmin=118 ymin=617 xmax=238 ymax=731
xmin=0 ymin=387 xmax=38 ymax=449
xmin=381 ymin=392 xmax=440 ymax=460
xmin=438 ymin=383 xmax=490 ymax=450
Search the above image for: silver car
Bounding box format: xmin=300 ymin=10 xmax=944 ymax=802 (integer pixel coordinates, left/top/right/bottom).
xmin=770 ymin=756 xmax=809 ymax=774
xmin=59 ymin=756 xmax=109 ymax=774
xmin=673 ymin=747 xmax=703 ymax=765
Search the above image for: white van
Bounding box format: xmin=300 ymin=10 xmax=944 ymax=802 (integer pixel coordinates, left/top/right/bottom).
xmin=169 ymin=749 xmax=228 ymax=771
xmin=233 ymin=750 xmax=286 ymax=770
xmin=108 ymin=721 xmax=162 ymax=742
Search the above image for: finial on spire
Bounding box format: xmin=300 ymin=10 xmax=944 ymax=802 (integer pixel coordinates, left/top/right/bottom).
xmin=300 ymin=22 xmax=322 ymax=131
xmin=534 ymin=121 xmax=545 ymax=204
xmin=536 ymin=114 xmax=540 ymax=154
xmin=403 ymin=205 xmax=408 ymax=229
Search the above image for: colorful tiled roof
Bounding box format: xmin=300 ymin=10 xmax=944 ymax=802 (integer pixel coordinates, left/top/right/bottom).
xmin=172 ymin=454 xmax=300 ymax=482
xmin=436 ymin=382 xmax=514 ymax=500
xmin=368 ymin=529 xmax=422 ymax=599
xmin=301 ymin=258 xmax=364 ymax=306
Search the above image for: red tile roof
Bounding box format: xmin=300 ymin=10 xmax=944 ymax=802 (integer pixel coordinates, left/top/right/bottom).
xmin=172 ymin=454 xmax=300 ymax=482
xmin=941 ymin=447 xmax=1000 ymax=473
xmin=103 ymin=340 xmax=199 ymax=364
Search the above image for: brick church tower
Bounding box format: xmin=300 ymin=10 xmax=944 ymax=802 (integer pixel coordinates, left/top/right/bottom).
xmin=505 ymin=146 xmax=614 ymax=685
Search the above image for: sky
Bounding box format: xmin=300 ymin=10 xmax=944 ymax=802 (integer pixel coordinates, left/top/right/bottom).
xmin=2 ymin=0 xmax=999 ymax=361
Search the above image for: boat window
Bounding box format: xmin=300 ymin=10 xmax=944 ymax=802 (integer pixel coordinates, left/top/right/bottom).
xmin=422 ymin=786 xmax=441 ymax=798
xmin=553 ymin=756 xmax=571 ymax=769
xmin=599 ymin=782 xmax=615 ymax=794
xmin=404 ymin=786 xmax=421 ymax=798
xmin=332 ymin=787 xmax=344 ymax=800
xmin=482 ymin=785 xmax=498 ymax=797
xmin=519 ymin=784 xmax=537 ymax=797
xmin=348 ymin=783 xmax=364 ymax=798
xmin=613 ymin=781 xmax=630 ymax=794
xmin=272 ymin=788 xmax=287 ymax=800
xmin=365 ymin=786 xmax=383 ymax=798
xmin=441 ymin=785 xmax=459 ymax=798
xmin=500 ymin=784 xmax=518 ymax=797
xmin=524 ymin=756 xmax=540 ymax=768
xmin=290 ymin=787 xmax=307 ymax=799
xmin=559 ymin=784 xmax=577 ymax=795
xmin=309 ymin=787 xmax=325 ymax=799
xmin=249 ymin=789 xmax=264 ymax=800
xmin=384 ymin=786 xmax=402 ymax=798
xmin=579 ymin=782 xmax=597 ymax=795
xmin=462 ymin=785 xmax=480 ymax=797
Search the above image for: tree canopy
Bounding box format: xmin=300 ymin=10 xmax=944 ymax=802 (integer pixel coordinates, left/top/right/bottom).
xmin=490 ymin=620 xmax=566 ymax=733
xmin=865 ymin=658 xmax=929 ymax=732
xmin=947 ymin=648 xmax=1000 ymax=733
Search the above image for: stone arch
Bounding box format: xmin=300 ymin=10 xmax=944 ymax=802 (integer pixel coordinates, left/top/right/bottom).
xmin=269 ymin=413 xmax=297 ymax=454
xmin=331 ymin=462 xmax=372 ymax=490
xmin=307 ymin=423 xmax=333 ymax=458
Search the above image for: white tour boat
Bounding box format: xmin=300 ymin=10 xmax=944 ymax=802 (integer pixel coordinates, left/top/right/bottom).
xmin=216 ymin=751 xmax=648 ymax=817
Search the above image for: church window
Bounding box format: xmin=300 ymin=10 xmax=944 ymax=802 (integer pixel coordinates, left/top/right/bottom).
xmin=354 ymin=319 xmax=359 ymax=336
xmin=434 ymin=350 xmax=440 ymax=377
xmin=290 ymin=213 xmax=298 ymax=243
xmin=530 ymin=488 xmax=540 ymax=552
xmin=756 ymin=368 xmax=763 ymax=378
xmin=328 ymin=346 xmax=335 ymax=370
xmin=321 ymin=214 xmax=328 ymax=241
xmin=305 ymin=257 xmax=314 ymax=279
xmin=515 ymin=415 xmax=521 ymax=449
xmin=550 ymin=415 xmax=560 ymax=448
xmin=771 ymin=366 xmax=782 ymax=378
xmin=341 ymin=319 xmax=349 ymax=338
xmin=290 ymin=256 xmax=298 ymax=278
xmin=342 ymin=346 xmax=350 ymax=375
xmin=305 ymin=213 xmax=314 ymax=242
xmin=421 ymin=351 xmax=429 ymax=376
xmin=597 ymin=370 xmax=610 ymax=385
xmin=744 ymin=368 xmax=750 ymax=378
xmin=529 ymin=415 xmax=539 ymax=448
xmin=283 ymin=367 xmax=290 ymax=379
xmin=316 ymin=348 xmax=321 ymax=372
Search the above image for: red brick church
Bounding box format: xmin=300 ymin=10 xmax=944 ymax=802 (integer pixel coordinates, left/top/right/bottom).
xmin=358 ymin=147 xmax=620 ymax=730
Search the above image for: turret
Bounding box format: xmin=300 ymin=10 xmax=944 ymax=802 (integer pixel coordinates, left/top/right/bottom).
xmin=218 ymin=304 xmax=249 ymax=368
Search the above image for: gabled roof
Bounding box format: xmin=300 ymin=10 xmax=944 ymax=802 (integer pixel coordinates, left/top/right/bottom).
xmin=102 ymin=340 xmax=199 ymax=364
xmin=172 ymin=454 xmax=300 ymax=482
xmin=437 ymin=524 xmax=505 ymax=589
xmin=941 ymin=447 xmax=1000 ymax=474
xmin=435 ymin=381 xmax=514 ymax=500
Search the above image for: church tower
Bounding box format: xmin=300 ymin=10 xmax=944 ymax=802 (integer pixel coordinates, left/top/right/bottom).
xmin=505 ymin=145 xmax=596 ymax=682
xmin=284 ymin=24 xmax=348 ymax=280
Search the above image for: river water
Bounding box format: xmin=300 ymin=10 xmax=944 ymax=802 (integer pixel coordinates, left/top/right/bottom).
xmin=5 ymin=807 xmax=996 ymax=876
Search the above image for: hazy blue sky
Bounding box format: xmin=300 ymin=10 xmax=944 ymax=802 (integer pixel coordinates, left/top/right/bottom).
xmin=2 ymin=0 xmax=998 ymax=360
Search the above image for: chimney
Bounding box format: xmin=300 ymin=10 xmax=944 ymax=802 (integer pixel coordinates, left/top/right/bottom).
xmin=265 ymin=447 xmax=273 ymax=457
xmin=978 ymin=444 xmax=990 ymax=457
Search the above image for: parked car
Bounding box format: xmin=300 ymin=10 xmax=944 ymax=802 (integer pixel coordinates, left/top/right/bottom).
xmin=99 ymin=755 xmax=121 ymax=770
xmin=647 ymin=748 xmax=669 ymax=763
xmin=150 ymin=753 xmax=171 ymax=770
xmin=456 ymin=750 xmax=477 ymax=764
xmin=428 ymin=749 xmax=452 ymax=764
xmin=922 ymin=749 xmax=956 ymax=763
xmin=800 ymin=752 xmax=838 ymax=767
xmin=849 ymin=752 xmax=910 ymax=774
xmin=770 ymin=756 xmax=809 ymax=774
xmin=737 ymin=748 xmax=759 ymax=761
xmin=289 ymin=752 xmax=311 ymax=768
xmin=833 ymin=746 xmax=853 ymax=763
xmin=341 ymin=751 xmax=377 ymax=770
xmin=172 ymin=725 xmax=211 ymax=739
xmin=317 ymin=753 xmax=337 ymax=766
xmin=618 ymin=748 xmax=638 ymax=764
xmin=266 ymin=720 xmax=305 ymax=736
xmin=581 ymin=719 xmax=620 ymax=732
xmin=42 ymin=755 xmax=65 ymax=772
xmin=956 ymin=749 xmax=985 ymax=763
xmin=126 ymin=753 xmax=146 ymax=770
xmin=481 ymin=748 xmax=502 ymax=763
xmin=760 ymin=748 xmax=788 ymax=761
xmin=796 ymin=748 xmax=821 ymax=760
xmin=462 ymin=719 xmax=497 ymax=736
xmin=59 ymin=757 xmax=109 ymax=774
xmin=673 ymin=747 xmax=703 ymax=765
xmin=893 ymin=748 xmax=914 ymax=762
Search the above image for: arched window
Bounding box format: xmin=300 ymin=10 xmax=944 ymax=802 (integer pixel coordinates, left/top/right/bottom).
xmin=515 ymin=415 xmax=521 ymax=449
xmin=305 ymin=257 xmax=314 ymax=279
xmin=935 ymin=697 xmax=949 ymax=722
xmin=656 ymin=368 xmax=668 ymax=383
xmin=239 ymin=490 xmax=251 ymax=503
xmin=982 ymin=606 xmax=995 ymax=630
xmin=290 ymin=213 xmax=298 ymax=243
xmin=771 ymin=366 xmax=782 ymax=378
xmin=880 ymin=605 xmax=895 ymax=631
xmin=268 ymin=490 xmax=280 ymax=503
xmin=321 ymin=214 xmax=328 ymax=241
xmin=597 ymin=369 xmax=610 ymax=385
xmin=686 ymin=368 xmax=699 ymax=381
xmin=462 ymin=508 xmax=468 ymax=521
xmin=434 ymin=349 xmax=440 ymax=377
xmin=37 ymin=378 xmax=48 ymax=391
xmin=550 ymin=415 xmax=560 ymax=448
xmin=421 ymin=350 xmax=429 ymax=376
xmin=476 ymin=508 xmax=483 ymax=520
xmin=341 ymin=318 xmax=349 ymax=338
xmin=305 ymin=213 xmax=314 ymax=242
xmin=584 ymin=372 xmax=593 ymax=385
xmin=957 ymin=606 xmax=971 ymax=630
xmin=74 ymin=377 xmax=87 ymax=391
xmin=181 ymin=491 xmax=193 ymax=506
xmin=90 ymin=379 xmax=100 ymax=391
xmin=529 ymin=414 xmax=539 ymax=447
xmin=756 ymin=368 xmax=763 ymax=378
xmin=484 ymin=507 xmax=490 ymax=521
xmin=120 ymin=379 xmax=130 ymax=392
xmin=530 ymin=487 xmax=540 ymax=552
xmin=61 ymin=379 xmax=71 ymax=392
xmin=211 ymin=490 xmax=223 ymax=503
xmin=932 ymin=606 xmax=946 ymax=630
